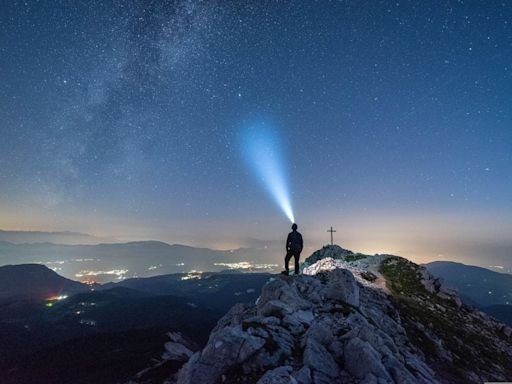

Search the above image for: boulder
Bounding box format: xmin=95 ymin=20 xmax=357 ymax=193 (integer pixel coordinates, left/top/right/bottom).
xmin=162 ymin=341 xmax=193 ymax=361
xmin=257 ymin=277 xmax=310 ymax=315
xmin=292 ymin=366 xmax=311 ymax=384
xmin=344 ymin=337 xmax=392 ymax=381
xmin=303 ymin=338 xmax=339 ymax=378
xmin=257 ymin=366 xmax=296 ymax=384
xmin=303 ymin=321 xmax=334 ymax=347
xmin=325 ymin=268 xmax=360 ymax=307
xmin=282 ymin=314 xmax=306 ymax=336
xmin=259 ymin=300 xmax=294 ymax=318
xmin=382 ymin=354 xmax=418 ymax=383
xmin=176 ymin=326 xmax=265 ymax=384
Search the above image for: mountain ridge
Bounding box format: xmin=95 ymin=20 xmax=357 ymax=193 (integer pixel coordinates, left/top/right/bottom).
xmin=425 ymin=260 xmax=512 ymax=308
xmin=150 ymin=245 xmax=512 ymax=384
xmin=0 ymin=229 xmax=119 ymax=245
xmin=0 ymin=241 xmax=277 ymax=283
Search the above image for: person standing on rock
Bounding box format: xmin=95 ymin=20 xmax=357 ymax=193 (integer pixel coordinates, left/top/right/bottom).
xmin=282 ymin=223 xmax=303 ymax=275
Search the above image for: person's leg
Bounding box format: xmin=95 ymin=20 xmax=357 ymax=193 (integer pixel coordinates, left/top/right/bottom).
xmin=294 ymin=253 xmax=300 ymax=275
xmin=284 ymin=251 xmax=292 ymax=274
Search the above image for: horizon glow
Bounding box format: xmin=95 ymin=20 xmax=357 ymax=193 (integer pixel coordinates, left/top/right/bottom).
xmin=241 ymin=123 xmax=295 ymax=223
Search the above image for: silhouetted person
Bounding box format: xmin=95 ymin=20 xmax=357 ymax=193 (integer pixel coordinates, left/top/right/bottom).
xmin=283 ymin=223 xmax=303 ymax=275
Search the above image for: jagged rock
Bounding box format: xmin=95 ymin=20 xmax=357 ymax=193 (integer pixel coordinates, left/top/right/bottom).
xmin=265 ymin=324 xmax=295 ymax=358
xmin=419 ymin=268 xmax=436 ymax=294
xmin=212 ymin=302 xmax=255 ymax=336
xmin=382 ymin=354 xmax=418 ymax=383
xmin=303 ymin=245 xmax=354 ymax=265
xmin=292 ymin=366 xmax=311 ymax=384
xmin=355 ymin=324 xmax=397 ymax=358
xmin=282 ymin=314 xmax=306 ymax=335
xmin=403 ymin=353 xmax=437 ymax=383
xmin=257 ymin=278 xmax=310 ymax=314
xmin=162 ymin=341 xmax=193 ymax=361
xmin=171 ymin=246 xmax=512 ymax=384
xmin=327 ymin=339 xmax=344 ymax=362
xmin=259 ymin=300 xmax=294 ymax=318
xmin=344 ymin=337 xmax=393 ymax=382
xmin=324 ymin=268 xmax=360 ymax=307
xmin=293 ymin=309 xmax=315 ymax=324
xmin=303 ymin=338 xmax=339 ymax=378
xmin=177 ymin=326 xmax=265 ymax=384
xmin=303 ymin=320 xmax=336 ymax=349
xmin=303 ymin=257 xmax=346 ymax=275
xmin=256 ymin=366 xmax=296 ymax=384
xmin=243 ymin=315 xmax=281 ymax=328
xmin=310 ymin=370 xmax=338 ymax=384
xmin=419 ymin=267 xmax=463 ymax=308
xmin=161 ymin=332 xmax=195 ymax=361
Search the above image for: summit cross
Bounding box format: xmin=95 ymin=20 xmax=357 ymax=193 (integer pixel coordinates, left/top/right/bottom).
xmin=327 ymin=226 xmax=336 ymax=245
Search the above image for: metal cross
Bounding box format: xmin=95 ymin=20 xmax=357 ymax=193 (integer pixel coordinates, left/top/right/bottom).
xmin=327 ymin=226 xmax=336 ymax=245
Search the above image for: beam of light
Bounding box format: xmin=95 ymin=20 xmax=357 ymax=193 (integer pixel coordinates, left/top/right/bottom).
xmin=240 ymin=122 xmax=295 ymax=223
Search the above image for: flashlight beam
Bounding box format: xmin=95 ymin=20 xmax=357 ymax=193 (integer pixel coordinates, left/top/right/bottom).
xmin=241 ymin=123 xmax=295 ymax=223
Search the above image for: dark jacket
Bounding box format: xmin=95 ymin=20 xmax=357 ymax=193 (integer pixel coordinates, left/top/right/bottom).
xmin=286 ymin=230 xmax=303 ymax=254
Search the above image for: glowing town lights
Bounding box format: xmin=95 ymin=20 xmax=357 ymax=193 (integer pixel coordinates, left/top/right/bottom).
xmin=181 ymin=271 xmax=203 ymax=280
xmin=75 ymin=269 xmax=128 ymax=279
xmin=47 ymin=295 xmax=68 ymax=301
xmin=213 ymin=262 xmax=279 ymax=270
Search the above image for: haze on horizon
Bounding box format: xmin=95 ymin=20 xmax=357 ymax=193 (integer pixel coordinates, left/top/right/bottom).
xmin=1 ymin=1 xmax=511 ymax=270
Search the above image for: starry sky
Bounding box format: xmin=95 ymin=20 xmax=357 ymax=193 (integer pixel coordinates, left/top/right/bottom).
xmin=1 ymin=1 xmax=511 ymax=267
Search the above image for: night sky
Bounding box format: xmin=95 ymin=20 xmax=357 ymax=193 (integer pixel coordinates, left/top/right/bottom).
xmin=1 ymin=1 xmax=511 ymax=267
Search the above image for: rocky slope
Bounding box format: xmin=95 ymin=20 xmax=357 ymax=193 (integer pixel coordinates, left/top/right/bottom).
xmin=144 ymin=245 xmax=512 ymax=384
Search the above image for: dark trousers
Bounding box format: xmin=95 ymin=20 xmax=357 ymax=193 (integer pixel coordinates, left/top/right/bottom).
xmin=285 ymin=251 xmax=300 ymax=274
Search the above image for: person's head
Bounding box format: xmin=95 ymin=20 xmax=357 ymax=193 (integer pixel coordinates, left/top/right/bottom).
xmin=291 ymin=223 xmax=298 ymax=231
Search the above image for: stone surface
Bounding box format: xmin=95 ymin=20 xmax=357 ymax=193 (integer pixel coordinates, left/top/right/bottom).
xmin=259 ymin=300 xmax=294 ymax=318
xmin=344 ymin=337 xmax=392 ymax=381
xmin=303 ymin=338 xmax=339 ymax=378
xmin=292 ymin=366 xmax=311 ymax=384
xmin=256 ymin=366 xmax=296 ymax=384
xmin=162 ymin=341 xmax=193 ymax=361
xmin=170 ymin=245 xmax=512 ymax=384
xmin=324 ymin=268 xmax=360 ymax=307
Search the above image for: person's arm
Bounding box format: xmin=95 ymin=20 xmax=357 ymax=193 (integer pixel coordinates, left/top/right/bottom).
xmin=286 ymin=233 xmax=291 ymax=251
xmin=299 ymin=234 xmax=303 ymax=253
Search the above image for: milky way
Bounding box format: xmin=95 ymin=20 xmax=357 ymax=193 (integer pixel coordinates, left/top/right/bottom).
xmin=1 ymin=1 xmax=511 ymax=267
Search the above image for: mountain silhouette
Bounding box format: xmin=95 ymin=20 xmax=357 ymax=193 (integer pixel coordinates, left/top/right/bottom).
xmin=0 ymin=264 xmax=88 ymax=301
xmin=426 ymin=260 xmax=512 ymax=307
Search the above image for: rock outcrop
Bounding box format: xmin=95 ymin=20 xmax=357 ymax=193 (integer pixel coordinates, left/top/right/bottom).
xmin=161 ymin=246 xmax=512 ymax=384
xmin=172 ymin=270 xmax=435 ymax=382
xmin=128 ymin=332 xmax=199 ymax=384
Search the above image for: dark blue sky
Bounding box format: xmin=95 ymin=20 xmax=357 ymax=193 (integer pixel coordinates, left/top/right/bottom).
xmin=1 ymin=1 xmax=511 ymax=266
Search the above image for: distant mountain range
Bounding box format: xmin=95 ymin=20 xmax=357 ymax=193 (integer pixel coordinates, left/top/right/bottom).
xmin=425 ymin=261 xmax=512 ymax=307
xmin=425 ymin=260 xmax=512 ymax=325
xmin=0 ymin=229 xmax=118 ymax=245
xmin=0 ymin=240 xmax=278 ymax=283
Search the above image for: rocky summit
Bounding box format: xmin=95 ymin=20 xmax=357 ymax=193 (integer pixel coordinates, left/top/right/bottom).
xmin=144 ymin=246 xmax=512 ymax=384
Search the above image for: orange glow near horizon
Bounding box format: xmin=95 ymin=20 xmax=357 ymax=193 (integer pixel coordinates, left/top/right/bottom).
xmin=0 ymin=207 xmax=510 ymax=270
